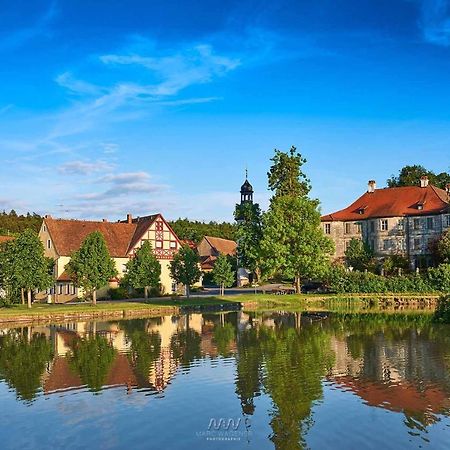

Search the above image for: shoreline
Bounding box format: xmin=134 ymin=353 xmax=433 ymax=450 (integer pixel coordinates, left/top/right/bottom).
xmin=0 ymin=293 xmax=442 ymax=325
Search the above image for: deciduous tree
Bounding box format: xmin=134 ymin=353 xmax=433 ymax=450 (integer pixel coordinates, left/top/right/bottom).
xmin=212 ymin=254 xmax=235 ymax=296
xmin=169 ymin=245 xmax=201 ymax=299
xmin=65 ymin=231 xmax=117 ymax=305
xmin=123 ymin=241 xmax=161 ymax=298
xmin=344 ymin=238 xmax=374 ymax=271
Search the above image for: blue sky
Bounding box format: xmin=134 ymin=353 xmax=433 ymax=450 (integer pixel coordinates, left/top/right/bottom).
xmin=1 ymin=0 xmax=450 ymax=221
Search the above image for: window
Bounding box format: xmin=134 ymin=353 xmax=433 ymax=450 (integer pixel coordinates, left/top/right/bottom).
xmin=370 ymin=221 xmax=375 ymax=233
xmin=413 ymin=218 xmax=421 ymax=230
xmin=427 ymin=217 xmax=434 ymax=230
xmin=446 ymin=215 xmax=450 ymax=228
xmin=58 ymin=284 xmax=63 ymax=295
xmin=383 ymin=240 xmax=390 ymax=251
xmin=370 ymin=239 xmax=375 ymax=250
xmin=345 ymin=241 xmax=351 ymax=250
xmin=47 ymin=239 xmax=51 ymax=249
xmin=170 ymin=241 xmax=177 ymax=249
xmin=43 ymin=225 xmax=46 ymax=232
xmin=324 ymin=223 xmax=331 ymax=234
xmin=356 ymin=222 xmax=362 ymax=233
xmin=345 ymin=223 xmax=351 ymax=234
xmin=155 ymin=221 xmax=163 ymax=231
xmin=414 ymin=238 xmax=421 ymax=251
xmin=381 ymin=219 xmax=388 ymax=231
xmin=156 ymin=240 xmax=163 ymax=249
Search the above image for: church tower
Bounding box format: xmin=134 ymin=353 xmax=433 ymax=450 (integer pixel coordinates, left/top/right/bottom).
xmin=240 ymin=169 xmax=254 ymax=205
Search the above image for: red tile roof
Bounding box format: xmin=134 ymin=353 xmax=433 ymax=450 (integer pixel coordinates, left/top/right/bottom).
xmin=204 ymin=236 xmax=237 ymax=256
xmin=45 ymin=218 xmax=136 ymax=257
xmin=0 ymin=235 xmax=14 ymax=245
xmin=44 ymin=213 xmax=181 ymax=257
xmin=321 ymin=185 xmax=450 ymax=222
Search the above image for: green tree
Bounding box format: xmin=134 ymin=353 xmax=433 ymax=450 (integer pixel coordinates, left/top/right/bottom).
xmin=268 ymin=146 xmax=310 ymax=199
xmin=261 ymin=196 xmax=334 ymax=293
xmin=170 ymin=245 xmax=201 ymax=299
xmin=345 ymin=238 xmax=374 ymax=271
xmin=0 ymin=239 xmax=20 ymax=304
xmin=123 ymin=241 xmax=161 ymax=298
xmin=387 ymin=165 xmax=450 ymax=189
xmin=69 ymin=335 xmax=117 ymax=392
xmin=13 ymin=229 xmax=53 ymax=308
xmin=212 ymin=254 xmax=235 ymax=296
xmin=234 ymin=202 xmax=263 ymax=282
xmin=169 ymin=218 xmax=237 ymax=243
xmin=434 ymin=229 xmax=450 ymax=264
xmin=0 ymin=330 xmax=53 ymax=402
xmin=65 ymin=231 xmax=117 ymax=305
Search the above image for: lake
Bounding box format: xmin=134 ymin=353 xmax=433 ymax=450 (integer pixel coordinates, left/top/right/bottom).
xmin=1 ymin=310 xmax=450 ymax=449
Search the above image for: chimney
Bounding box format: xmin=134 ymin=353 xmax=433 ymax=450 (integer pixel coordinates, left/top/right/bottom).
xmin=420 ymin=176 xmax=429 ymax=188
xmin=44 ymin=214 xmax=52 ymax=219
xmin=367 ymin=180 xmax=376 ymax=193
xmin=446 ymin=183 xmax=450 ymax=197
xmin=102 ymin=218 xmax=108 ymax=223
xmin=127 ymin=213 xmax=132 ymax=224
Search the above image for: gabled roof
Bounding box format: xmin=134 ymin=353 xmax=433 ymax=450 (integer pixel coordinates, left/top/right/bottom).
xmin=45 ymin=218 xmax=136 ymax=257
xmin=321 ymin=185 xmax=450 ymax=222
xmin=203 ymin=236 xmax=237 ymax=256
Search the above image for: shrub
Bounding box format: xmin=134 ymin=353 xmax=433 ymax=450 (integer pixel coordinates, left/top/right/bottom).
xmin=427 ymin=264 xmax=450 ymax=293
xmin=108 ymin=287 xmax=130 ymax=300
xmin=433 ymin=296 xmax=450 ymax=323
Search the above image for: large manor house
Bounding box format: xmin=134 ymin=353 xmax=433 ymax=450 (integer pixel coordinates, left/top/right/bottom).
xmin=321 ymin=177 xmax=450 ymax=269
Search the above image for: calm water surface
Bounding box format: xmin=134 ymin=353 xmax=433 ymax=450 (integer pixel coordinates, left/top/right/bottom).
xmin=1 ymin=311 xmax=450 ymax=449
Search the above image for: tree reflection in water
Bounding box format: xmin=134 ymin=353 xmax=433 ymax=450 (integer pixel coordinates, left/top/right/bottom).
xmin=0 ymin=329 xmax=53 ymax=402
xmin=69 ymin=334 xmax=117 ymax=393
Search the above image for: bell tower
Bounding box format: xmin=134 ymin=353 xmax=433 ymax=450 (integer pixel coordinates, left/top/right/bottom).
xmin=240 ymin=169 xmax=254 ymax=205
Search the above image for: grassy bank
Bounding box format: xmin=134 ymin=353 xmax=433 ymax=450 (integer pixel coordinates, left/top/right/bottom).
xmin=0 ymin=292 xmax=441 ymax=324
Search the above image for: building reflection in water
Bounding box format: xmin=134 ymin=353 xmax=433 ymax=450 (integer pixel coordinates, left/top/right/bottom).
xmin=1 ymin=311 xmax=450 ymax=444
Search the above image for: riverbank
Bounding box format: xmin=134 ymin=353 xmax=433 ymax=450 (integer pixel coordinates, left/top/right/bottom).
xmin=0 ymin=292 xmax=442 ymax=324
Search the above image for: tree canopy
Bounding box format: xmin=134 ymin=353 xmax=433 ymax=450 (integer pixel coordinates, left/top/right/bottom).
xmin=212 ymin=254 xmax=235 ymax=295
xmin=0 ymin=210 xmax=42 ymax=235
xmin=387 ymin=165 xmax=450 ymax=189
xmin=170 ymin=245 xmax=201 ymax=298
xmin=267 ymin=146 xmax=310 ymax=199
xmin=123 ymin=241 xmax=161 ymax=298
xmin=65 ymin=231 xmax=117 ymax=305
xmin=169 ymin=218 xmax=236 ymax=243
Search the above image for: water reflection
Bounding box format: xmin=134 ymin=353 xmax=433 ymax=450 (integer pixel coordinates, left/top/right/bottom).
xmin=0 ymin=311 xmax=450 ymax=448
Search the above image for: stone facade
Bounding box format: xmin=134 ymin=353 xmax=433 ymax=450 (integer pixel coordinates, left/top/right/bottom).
xmin=321 ymin=179 xmax=450 ymax=268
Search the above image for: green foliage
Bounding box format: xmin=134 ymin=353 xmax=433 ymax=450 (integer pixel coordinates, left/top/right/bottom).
xmin=0 ymin=331 xmax=53 ymax=402
xmin=387 ymin=164 xmax=450 ymax=189
xmin=325 ymin=264 xmax=435 ymax=294
xmin=0 ymin=240 xmax=20 ymax=304
xmin=0 ymin=210 xmax=42 ymax=235
xmin=170 ymin=245 xmax=201 ymax=298
xmin=234 ymin=202 xmax=263 ymax=280
xmin=434 ymin=229 xmax=450 ymax=264
xmin=213 ymin=322 xmax=236 ymax=357
xmin=212 ymin=254 xmax=235 ymax=295
xmin=10 ymin=230 xmax=54 ymax=307
xmin=381 ymin=255 xmax=410 ymax=276
xmin=267 ymin=146 xmax=311 ymax=199
xmin=345 ymin=238 xmax=374 ymax=271
xmin=69 ymin=335 xmax=117 ymax=392
xmin=170 ymin=327 xmax=202 ymax=368
xmin=109 ymin=286 xmax=131 ymax=300
xmin=427 ymin=264 xmax=450 ymax=293
xmin=433 ymin=296 xmax=450 ymax=323
xmin=65 ymin=231 xmax=117 ymax=304
xmin=261 ymin=196 xmax=334 ymax=291
xmin=169 ymin=218 xmax=236 ymax=243
xmin=123 ymin=241 xmax=161 ymax=298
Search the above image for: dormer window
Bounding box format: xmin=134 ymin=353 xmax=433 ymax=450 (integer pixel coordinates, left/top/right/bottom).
xmin=417 ymin=204 xmax=424 ymax=211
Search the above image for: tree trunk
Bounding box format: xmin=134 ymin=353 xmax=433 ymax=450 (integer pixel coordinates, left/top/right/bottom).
xmin=186 ymin=285 xmax=190 ymax=299
xmin=255 ymin=268 xmax=261 ymax=284
xmin=144 ymin=286 xmax=149 ymax=299
xmin=27 ymin=289 xmax=32 ymax=309
xmin=295 ymin=275 xmax=301 ymax=294
xmin=221 ymin=283 xmax=225 ymax=296
xmin=92 ymin=289 xmax=97 ymax=306
xmin=21 ymin=288 xmax=25 ymax=305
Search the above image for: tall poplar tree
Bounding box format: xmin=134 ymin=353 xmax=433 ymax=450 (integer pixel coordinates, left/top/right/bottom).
xmin=261 ymin=147 xmax=334 ymax=293
xmin=65 ymin=231 xmax=117 ymax=305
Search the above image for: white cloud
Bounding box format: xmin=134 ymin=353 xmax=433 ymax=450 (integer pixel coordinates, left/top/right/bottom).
xmin=58 ymin=160 xmax=115 ymax=175
xmin=55 ymin=72 xmax=104 ymax=96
